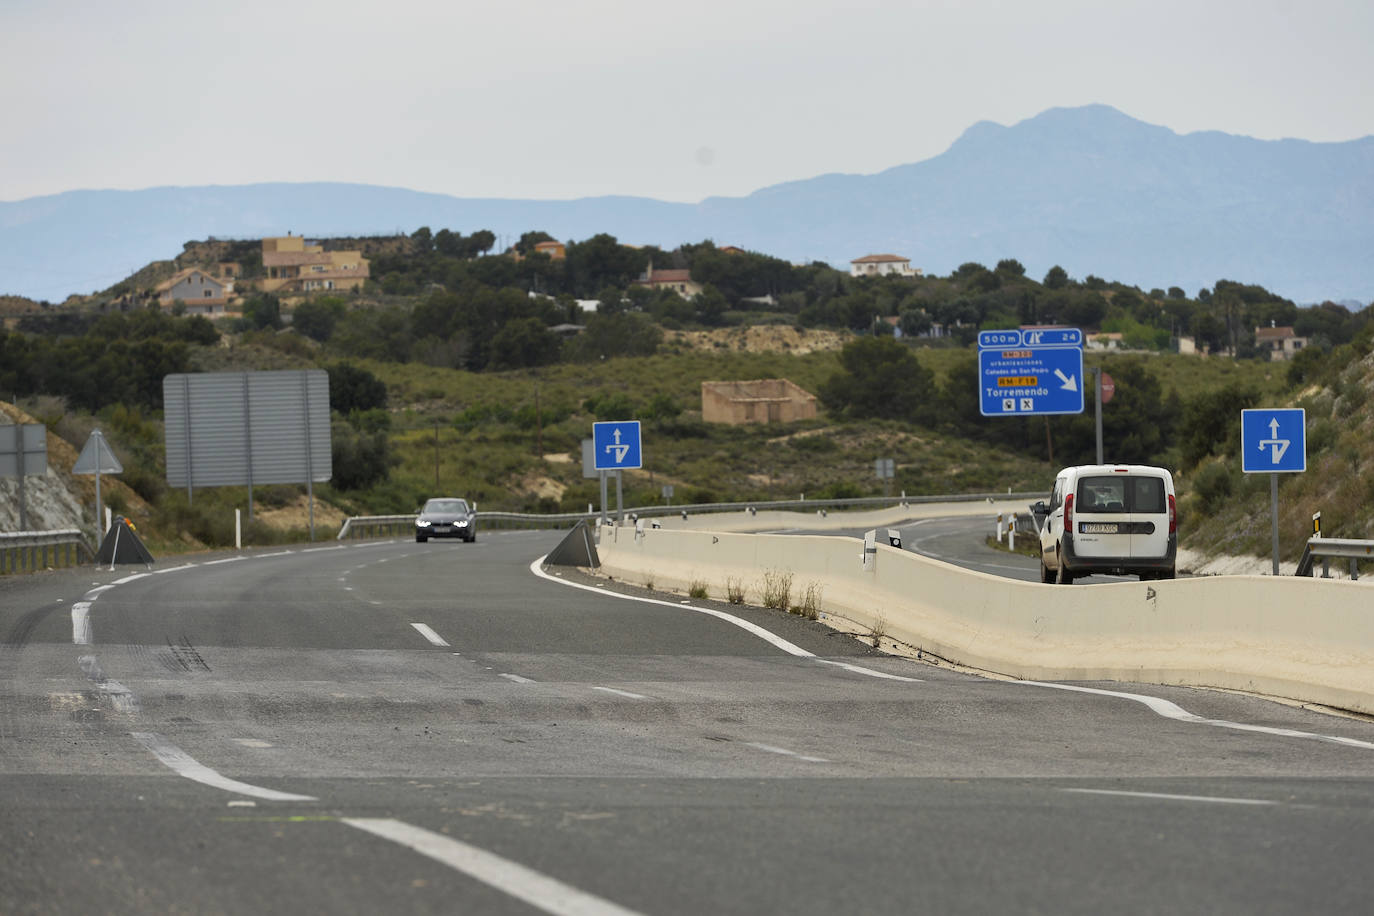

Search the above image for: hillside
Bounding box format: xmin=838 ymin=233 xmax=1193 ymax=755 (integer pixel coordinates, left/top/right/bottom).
xmin=4 ymin=105 xmax=1372 ymax=304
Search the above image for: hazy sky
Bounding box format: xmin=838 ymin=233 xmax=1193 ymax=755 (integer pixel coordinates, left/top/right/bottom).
xmin=3 ymin=0 xmax=1372 ymax=204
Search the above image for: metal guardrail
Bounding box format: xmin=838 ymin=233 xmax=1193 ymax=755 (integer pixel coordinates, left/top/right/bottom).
xmin=0 ymin=529 xmax=96 ymax=574
xmin=1295 ymin=537 xmax=1374 ymax=580
xmin=336 ymin=492 xmax=1047 ymax=541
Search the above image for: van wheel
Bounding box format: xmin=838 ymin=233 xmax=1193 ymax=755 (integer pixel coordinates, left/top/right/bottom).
xmin=1056 ymin=561 xmax=1074 ymax=585
xmin=1040 ymin=558 xmax=1053 ymax=583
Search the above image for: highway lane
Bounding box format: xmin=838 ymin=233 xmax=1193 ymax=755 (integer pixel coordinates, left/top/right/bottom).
xmin=4 ymin=528 xmax=1374 ymax=914
xmin=784 ymin=511 xmax=1147 ymax=584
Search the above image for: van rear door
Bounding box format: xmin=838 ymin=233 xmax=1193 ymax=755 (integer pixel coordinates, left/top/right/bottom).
xmin=1072 ymin=475 xmax=1132 ymax=560
xmin=1125 ymin=474 xmax=1170 ymax=559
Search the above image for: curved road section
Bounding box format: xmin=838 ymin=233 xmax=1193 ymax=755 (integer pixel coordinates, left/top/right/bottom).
xmin=3 ymin=529 xmax=1374 ymax=914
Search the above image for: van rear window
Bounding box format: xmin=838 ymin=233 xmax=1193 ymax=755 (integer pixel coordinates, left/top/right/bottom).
xmin=1076 ymin=476 xmax=1166 ymax=514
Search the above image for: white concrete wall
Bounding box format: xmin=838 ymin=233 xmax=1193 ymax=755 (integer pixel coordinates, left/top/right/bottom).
xmin=594 ymin=519 xmax=1374 ymax=715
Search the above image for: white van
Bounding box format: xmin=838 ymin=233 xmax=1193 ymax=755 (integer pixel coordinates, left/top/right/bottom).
xmin=1035 ymin=464 xmax=1176 ymax=584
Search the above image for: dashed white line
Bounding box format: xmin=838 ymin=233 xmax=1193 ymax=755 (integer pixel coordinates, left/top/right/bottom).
xmin=500 ymin=673 xmax=535 ymax=684
xmin=745 ymin=742 xmax=829 ymax=763
xmin=342 ymin=817 xmax=645 ymax=916
xmin=1062 ymin=788 xmax=1279 ymax=806
xmin=592 ymin=687 xmax=650 ymax=700
xmin=410 ymin=623 xmax=451 ymax=647
xmin=71 ymin=602 xmax=92 ymax=645
xmin=131 ymin=732 xmax=316 ymax=802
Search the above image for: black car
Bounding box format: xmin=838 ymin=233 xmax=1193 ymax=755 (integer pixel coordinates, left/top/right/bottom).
xmin=415 ymin=498 xmax=477 ymax=543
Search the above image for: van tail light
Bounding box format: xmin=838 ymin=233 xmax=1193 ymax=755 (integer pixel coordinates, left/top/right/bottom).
xmin=1168 ymin=494 xmax=1177 ymax=534
xmin=1064 ymin=493 xmax=1074 ymax=533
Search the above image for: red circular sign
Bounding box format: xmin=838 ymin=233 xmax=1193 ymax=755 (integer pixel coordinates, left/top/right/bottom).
xmin=1100 ymin=372 xmax=1116 ymax=404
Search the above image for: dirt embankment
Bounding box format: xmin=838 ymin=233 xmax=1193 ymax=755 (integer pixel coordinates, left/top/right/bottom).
xmin=664 ymin=326 xmax=850 ymax=354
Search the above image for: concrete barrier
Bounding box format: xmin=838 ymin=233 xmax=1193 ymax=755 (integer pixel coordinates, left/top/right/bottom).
xmin=595 ymin=518 xmax=1374 ymax=716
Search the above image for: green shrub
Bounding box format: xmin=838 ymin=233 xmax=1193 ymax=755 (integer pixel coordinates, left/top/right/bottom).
xmin=1191 ymin=461 xmax=1235 ymax=516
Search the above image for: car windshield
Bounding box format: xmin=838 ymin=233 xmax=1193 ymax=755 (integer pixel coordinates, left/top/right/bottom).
xmin=423 ymin=499 xmax=468 ymax=514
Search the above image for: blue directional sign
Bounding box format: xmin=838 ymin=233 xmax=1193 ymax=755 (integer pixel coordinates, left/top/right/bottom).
xmin=592 ymin=420 xmax=642 ymax=471
xmin=1241 ymin=408 xmax=1306 ymax=473
xmin=978 ymin=343 xmax=1084 ymax=416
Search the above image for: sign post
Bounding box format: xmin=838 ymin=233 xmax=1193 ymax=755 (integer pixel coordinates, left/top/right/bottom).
xmin=592 ymin=421 xmax=642 ymax=525
xmin=1241 ymin=408 xmax=1307 ymax=575
xmin=72 ymin=429 xmax=123 ymax=538
xmin=0 ymin=423 xmax=47 ymax=531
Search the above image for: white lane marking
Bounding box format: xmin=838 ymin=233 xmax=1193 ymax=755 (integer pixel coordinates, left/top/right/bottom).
xmin=151 ymin=563 xmax=196 ymax=575
xmin=531 ymin=555 xmax=923 ymax=681
xmin=85 ymin=585 xmax=114 ymax=596
xmin=815 ymin=659 xmax=922 ymax=682
xmin=342 ymin=817 xmax=645 ymax=916
xmin=745 ymin=742 xmax=829 ymax=763
xmin=592 ymin=687 xmax=650 ymax=700
xmin=78 ymin=655 xmax=141 ymax=714
xmin=131 ymin=732 xmax=316 ymax=802
xmin=202 ymin=556 xmax=247 ymax=566
xmin=112 ymin=573 xmax=148 ymax=585
xmin=1022 ymin=680 xmax=1374 ymax=750
xmin=301 ymin=545 xmax=347 ymax=553
xmin=501 ymin=673 xmax=535 ymax=684
xmin=411 ymin=623 xmax=451 ymax=647
xmin=530 ymin=557 xmax=813 ymax=657
xmin=233 ymin=739 xmax=274 ymax=749
xmin=72 ymin=602 xmax=92 ymax=645
xmin=256 ymin=550 xmax=295 ymax=558
xmin=1061 ymin=788 xmax=1279 ymax=806
xmin=227 ymin=800 xmax=257 ymax=808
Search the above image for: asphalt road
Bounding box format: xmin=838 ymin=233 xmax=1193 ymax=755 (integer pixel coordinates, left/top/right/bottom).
xmin=4 ymin=526 xmax=1374 ymax=915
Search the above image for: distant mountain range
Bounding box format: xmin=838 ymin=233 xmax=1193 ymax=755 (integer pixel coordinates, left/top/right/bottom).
xmin=3 ymin=104 xmax=1371 ymax=304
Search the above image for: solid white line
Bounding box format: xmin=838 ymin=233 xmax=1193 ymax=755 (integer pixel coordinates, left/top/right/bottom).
xmin=501 ymin=673 xmax=535 ymax=684
xmin=131 ymin=732 xmax=316 ymax=802
xmin=1062 ymin=788 xmax=1279 ymax=806
xmin=112 ymin=573 xmax=149 ymax=585
xmin=342 ymin=817 xmax=645 ymax=916
xmin=745 ymin=742 xmax=829 ymax=763
xmin=530 ymin=556 xmax=925 ymax=682
xmin=410 ymin=623 xmax=451 ymax=647
xmin=301 ymin=545 xmax=347 ymax=553
xmin=530 ymin=556 xmax=814 ymax=658
xmin=815 ymin=659 xmax=922 ymax=682
xmin=71 ymin=602 xmax=92 ymax=645
xmin=202 ymin=556 xmax=247 ymax=566
xmin=1021 ymin=680 xmax=1374 ymax=750
xmin=592 ymin=687 xmax=650 ymax=700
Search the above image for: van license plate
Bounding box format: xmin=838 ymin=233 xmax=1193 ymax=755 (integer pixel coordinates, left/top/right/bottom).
xmin=1081 ymin=523 xmax=1119 ymax=534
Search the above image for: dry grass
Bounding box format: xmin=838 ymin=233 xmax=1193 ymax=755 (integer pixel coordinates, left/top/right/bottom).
xmin=760 ymin=569 xmax=793 ymax=610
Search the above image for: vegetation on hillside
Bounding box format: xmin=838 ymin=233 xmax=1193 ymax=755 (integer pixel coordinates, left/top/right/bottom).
xmin=4 ymin=226 xmax=1372 ymax=561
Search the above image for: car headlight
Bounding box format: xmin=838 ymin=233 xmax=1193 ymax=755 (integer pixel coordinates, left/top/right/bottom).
xmin=416 ymin=519 xmax=432 ymax=527
xmin=456 ymin=520 xmax=468 ymax=527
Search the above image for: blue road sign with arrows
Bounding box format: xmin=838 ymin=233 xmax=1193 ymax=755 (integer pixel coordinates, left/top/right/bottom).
xmin=977 ymin=331 xmax=1084 ymax=417
xmin=1241 ymin=408 xmax=1306 ymax=473
xmin=592 ymin=420 xmax=642 ymax=471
